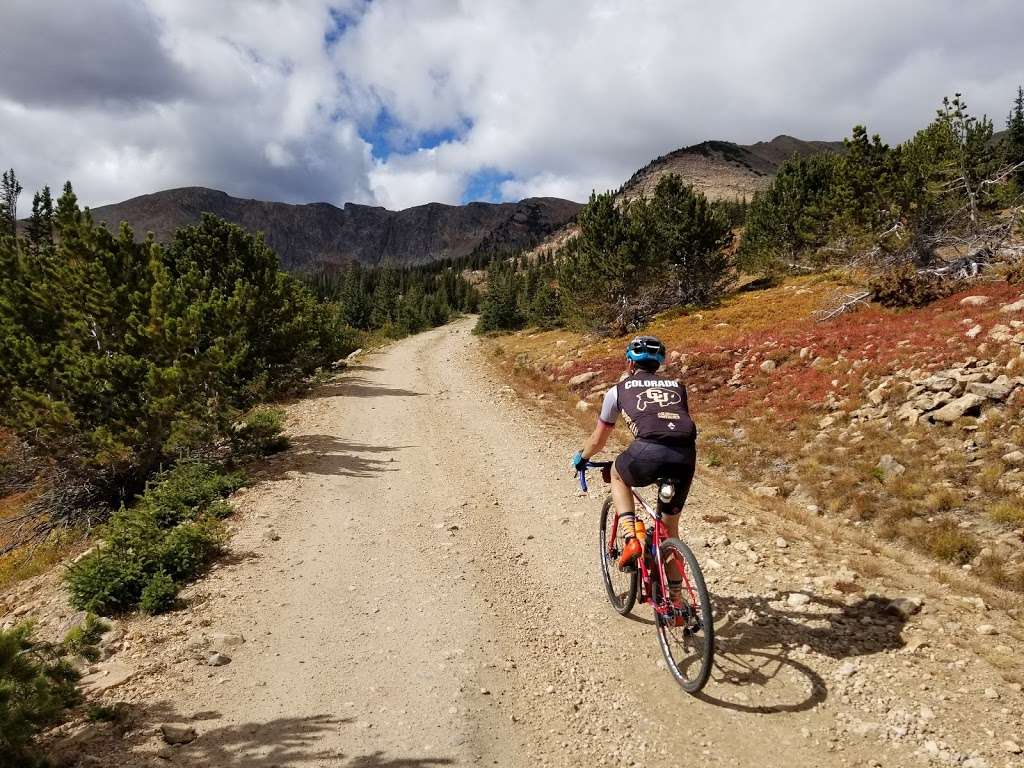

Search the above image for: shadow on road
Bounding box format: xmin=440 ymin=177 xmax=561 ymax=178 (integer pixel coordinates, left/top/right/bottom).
xmin=310 ymin=376 xmax=425 ymax=400
xmin=47 ymin=701 xmax=455 ymax=767
xmin=253 ymin=435 xmax=407 ymax=480
xmin=691 ymin=590 xmax=906 ymax=714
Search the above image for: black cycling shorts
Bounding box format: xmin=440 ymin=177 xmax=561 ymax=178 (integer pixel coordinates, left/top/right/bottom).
xmin=614 ymin=439 xmax=696 ymax=513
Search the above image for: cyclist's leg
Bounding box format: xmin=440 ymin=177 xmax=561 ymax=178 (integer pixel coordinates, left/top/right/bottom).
xmin=610 ymin=461 xmax=635 ymax=524
xmin=662 ymin=456 xmax=696 ymax=599
xmin=612 ymin=447 xmax=645 ymax=568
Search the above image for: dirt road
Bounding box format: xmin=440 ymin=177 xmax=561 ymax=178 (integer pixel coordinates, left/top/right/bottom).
xmin=74 ymin=319 xmax=1023 ymax=768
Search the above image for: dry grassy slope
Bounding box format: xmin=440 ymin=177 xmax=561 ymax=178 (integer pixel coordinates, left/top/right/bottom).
xmin=485 ymin=275 xmax=1024 ymax=597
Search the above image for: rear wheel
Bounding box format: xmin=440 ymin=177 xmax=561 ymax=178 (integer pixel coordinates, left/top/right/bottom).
xmin=653 ymin=537 xmax=714 ymax=693
xmin=599 ymin=496 xmax=637 ymax=614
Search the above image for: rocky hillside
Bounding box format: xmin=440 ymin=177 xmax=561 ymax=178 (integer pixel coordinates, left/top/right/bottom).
xmin=89 ymin=187 xmax=582 ymax=270
xmin=484 ymin=276 xmax=1024 ymax=595
xmin=522 ymin=134 xmax=844 ymax=259
xmin=621 ymin=135 xmax=845 ymax=202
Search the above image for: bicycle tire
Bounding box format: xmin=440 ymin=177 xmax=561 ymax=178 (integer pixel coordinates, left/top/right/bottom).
xmin=599 ymin=496 xmax=637 ymax=615
xmin=653 ymin=537 xmax=714 ymax=693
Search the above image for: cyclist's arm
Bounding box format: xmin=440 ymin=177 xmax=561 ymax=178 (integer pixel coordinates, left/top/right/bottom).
xmin=580 ymin=386 xmax=618 ymax=460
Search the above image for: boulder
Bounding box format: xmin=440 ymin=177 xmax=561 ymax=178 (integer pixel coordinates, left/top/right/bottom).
xmin=80 ymin=661 xmax=134 ymax=693
xmin=965 ymin=324 xmax=983 ymax=339
xmin=966 ymin=374 xmax=1014 ymax=401
xmin=885 ymin=596 xmax=923 ymax=619
xmin=568 ymin=371 xmax=598 ymax=388
xmin=1000 ymin=298 xmax=1024 ymax=313
xmin=913 ymin=391 xmax=953 ymax=412
xmin=752 ymin=485 xmax=779 ymax=498
xmin=876 ymin=455 xmax=906 ymax=479
xmin=929 ymin=394 xmax=985 ymax=423
xmin=923 ymin=375 xmax=957 ymax=392
xmin=894 ymin=401 xmax=923 ymax=424
xmin=989 ymin=324 xmax=1015 ymax=342
xmin=960 ymin=295 xmax=991 ymax=307
xmin=1002 ymin=450 xmax=1024 ymax=466
xmin=866 ymin=384 xmax=888 ymax=405
xmin=160 ymin=724 xmax=197 ymax=745
xmin=759 ymin=359 xmax=777 ymax=373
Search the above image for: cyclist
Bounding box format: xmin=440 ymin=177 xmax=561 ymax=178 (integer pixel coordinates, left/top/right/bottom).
xmin=571 ymin=336 xmax=697 ymax=591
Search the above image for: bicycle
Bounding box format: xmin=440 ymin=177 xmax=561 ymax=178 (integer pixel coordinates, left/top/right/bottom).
xmin=579 ymin=460 xmax=714 ymax=693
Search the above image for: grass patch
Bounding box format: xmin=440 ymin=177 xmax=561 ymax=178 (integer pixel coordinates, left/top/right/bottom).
xmin=921 ymin=518 xmax=980 ymax=565
xmin=988 ymin=501 xmax=1024 ymax=527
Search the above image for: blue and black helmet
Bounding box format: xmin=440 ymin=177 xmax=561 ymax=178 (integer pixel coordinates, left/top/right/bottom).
xmin=625 ymin=336 xmax=666 ymax=367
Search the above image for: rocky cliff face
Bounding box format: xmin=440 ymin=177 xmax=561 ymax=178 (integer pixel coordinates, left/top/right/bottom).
xmin=89 ymin=188 xmax=582 ymax=270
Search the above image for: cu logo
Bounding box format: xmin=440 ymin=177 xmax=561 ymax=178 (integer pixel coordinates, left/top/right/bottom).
xmin=636 ymin=388 xmax=681 ymax=411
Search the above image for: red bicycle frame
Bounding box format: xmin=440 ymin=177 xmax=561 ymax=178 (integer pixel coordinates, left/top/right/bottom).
xmin=583 ymin=462 xmax=700 ymax=617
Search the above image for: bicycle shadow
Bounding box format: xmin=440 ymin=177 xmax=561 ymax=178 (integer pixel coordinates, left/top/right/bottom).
xmin=693 ymin=590 xmax=907 ymax=713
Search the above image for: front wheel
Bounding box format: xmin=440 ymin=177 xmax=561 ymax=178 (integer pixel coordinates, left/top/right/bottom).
xmin=653 ymin=537 xmax=714 ymax=693
xmin=599 ymin=496 xmax=637 ymax=614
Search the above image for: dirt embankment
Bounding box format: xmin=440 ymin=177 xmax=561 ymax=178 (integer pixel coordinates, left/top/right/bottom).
xmin=3 ymin=318 xmax=1023 ymax=768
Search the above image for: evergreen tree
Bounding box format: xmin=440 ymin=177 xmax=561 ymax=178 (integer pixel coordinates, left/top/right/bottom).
xmin=1 ymin=169 xmax=23 ymax=238
xmin=1006 ymin=85 xmax=1024 ymax=188
xmin=641 ymin=174 xmax=733 ymax=306
xmin=476 ymin=259 xmax=524 ymax=332
xmin=25 ymin=186 xmax=54 ymax=256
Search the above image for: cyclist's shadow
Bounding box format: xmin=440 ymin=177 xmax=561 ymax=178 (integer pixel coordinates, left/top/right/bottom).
xmin=693 ymin=590 xmax=908 ymax=714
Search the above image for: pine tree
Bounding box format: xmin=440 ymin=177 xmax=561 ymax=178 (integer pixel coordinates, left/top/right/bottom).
xmin=0 ymin=169 xmax=23 ymax=238
xmin=476 ymin=259 xmax=524 ymax=332
xmin=25 ymin=186 xmax=54 ymax=256
xmin=1007 ymin=85 xmax=1024 ymax=187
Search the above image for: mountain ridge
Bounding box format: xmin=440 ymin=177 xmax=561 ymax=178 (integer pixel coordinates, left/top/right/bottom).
xmin=89 ymin=187 xmax=582 ymax=270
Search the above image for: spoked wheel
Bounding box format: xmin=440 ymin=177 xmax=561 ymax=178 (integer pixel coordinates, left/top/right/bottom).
xmin=653 ymin=537 xmax=714 ymax=693
xmin=599 ymin=496 xmax=637 ymax=614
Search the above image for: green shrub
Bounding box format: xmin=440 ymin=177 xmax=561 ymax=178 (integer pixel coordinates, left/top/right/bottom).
xmin=62 ymin=613 xmax=109 ymax=662
xmin=230 ymin=407 xmax=289 ymax=458
xmin=158 ymin=519 xmax=224 ymax=582
xmin=869 ymin=265 xmax=961 ymax=308
xmin=139 ymin=462 xmax=244 ymax=528
xmin=65 ymin=463 xmax=236 ymax=615
xmin=0 ymin=623 xmax=80 ymax=768
xmin=139 ymin=571 xmax=178 ymax=615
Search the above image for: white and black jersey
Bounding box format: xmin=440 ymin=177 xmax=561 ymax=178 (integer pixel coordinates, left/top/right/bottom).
xmin=598 ymin=372 xmax=697 ymax=447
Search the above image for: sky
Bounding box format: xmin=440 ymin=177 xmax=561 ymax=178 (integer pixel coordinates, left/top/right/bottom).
xmin=2 ymin=0 xmax=1023 ymax=211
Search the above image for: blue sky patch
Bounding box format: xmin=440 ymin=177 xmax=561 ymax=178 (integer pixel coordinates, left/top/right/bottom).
xmin=363 ymin=107 xmax=473 ymax=160
xmin=461 ymin=168 xmax=515 ymax=204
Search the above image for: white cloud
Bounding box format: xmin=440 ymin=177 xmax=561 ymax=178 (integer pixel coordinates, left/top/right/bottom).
xmin=339 ymin=0 xmax=1024 ymax=204
xmin=2 ymin=0 xmax=1023 ymax=209
xmin=0 ymin=0 xmax=375 ymax=208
